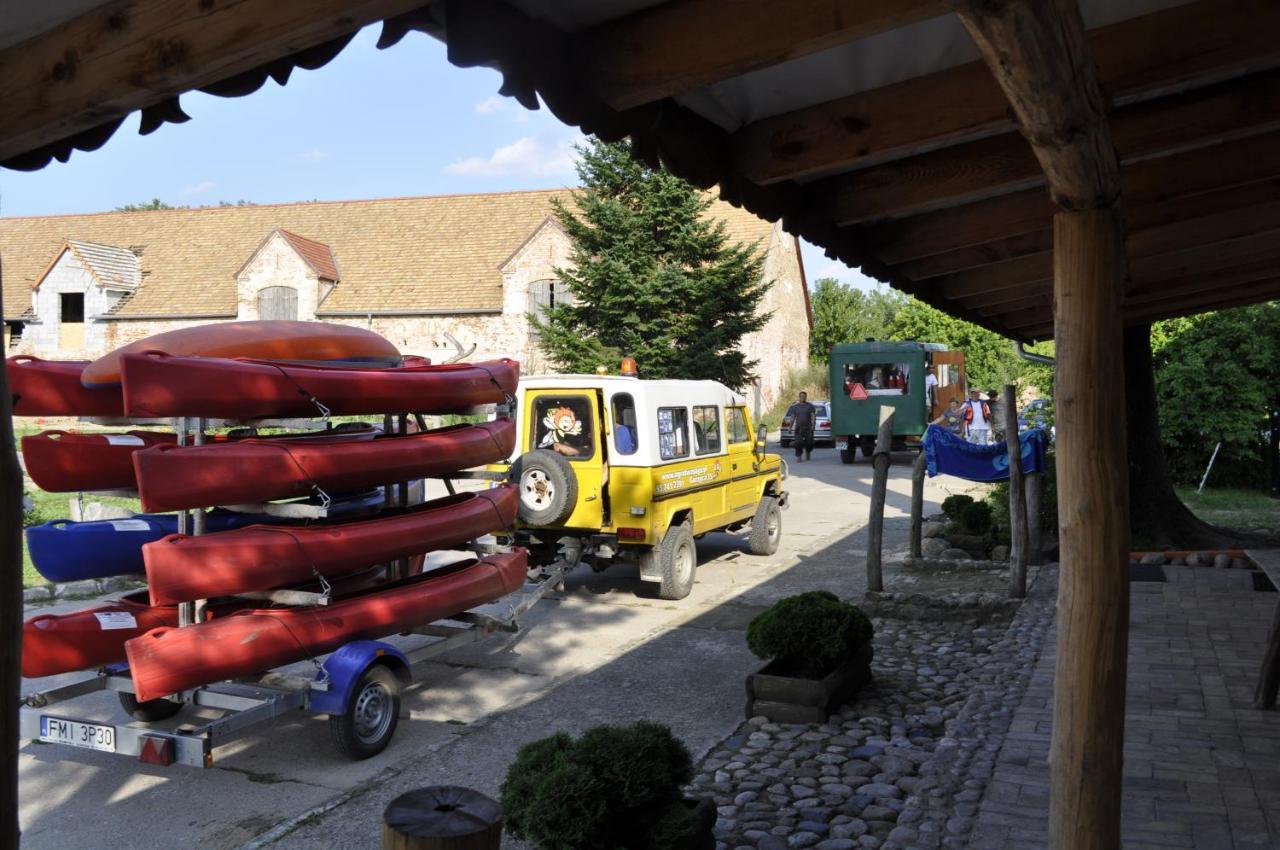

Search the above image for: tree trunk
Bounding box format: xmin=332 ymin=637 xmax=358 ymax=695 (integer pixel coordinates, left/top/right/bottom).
xmin=909 ymin=450 xmax=926 ymax=560
xmin=1124 ymin=322 xmax=1256 ymax=547
xmin=0 ymin=264 xmax=23 ymax=849
xmin=866 ymin=406 xmax=894 ymax=593
xmin=1004 ymin=384 xmax=1028 ymax=598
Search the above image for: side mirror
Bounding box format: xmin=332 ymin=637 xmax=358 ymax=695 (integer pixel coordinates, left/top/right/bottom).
xmin=755 ymin=424 xmax=767 ymax=456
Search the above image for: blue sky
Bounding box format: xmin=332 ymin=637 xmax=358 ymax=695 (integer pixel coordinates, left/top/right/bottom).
xmin=0 ymin=26 xmax=877 ymax=290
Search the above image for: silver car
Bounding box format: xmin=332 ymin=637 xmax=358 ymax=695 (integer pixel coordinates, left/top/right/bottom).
xmin=780 ymin=400 xmax=833 ymax=447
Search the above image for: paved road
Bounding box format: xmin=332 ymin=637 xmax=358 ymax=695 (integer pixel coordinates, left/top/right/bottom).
xmin=17 ymin=445 xmax=975 ymax=849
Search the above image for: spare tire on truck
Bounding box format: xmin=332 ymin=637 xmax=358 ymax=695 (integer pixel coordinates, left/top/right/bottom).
xmin=509 ymin=449 xmax=578 ymax=526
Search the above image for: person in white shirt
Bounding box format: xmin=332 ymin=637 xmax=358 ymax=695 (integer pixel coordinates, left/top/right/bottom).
xmin=963 ymin=389 xmax=991 ymax=444
xmin=924 ymin=366 xmax=939 ymax=411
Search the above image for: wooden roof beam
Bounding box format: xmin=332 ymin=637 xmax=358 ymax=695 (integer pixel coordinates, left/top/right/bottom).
xmin=822 ymin=68 xmax=1280 ymax=225
xmin=578 ymin=0 xmax=949 ymax=111
xmin=867 ymin=130 xmax=1280 ymax=264
xmin=734 ymin=0 xmax=1280 ymax=185
xmin=0 ymin=0 xmax=428 ymax=166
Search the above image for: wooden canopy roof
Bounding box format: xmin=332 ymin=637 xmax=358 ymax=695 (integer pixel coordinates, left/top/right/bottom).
xmin=2 ymin=0 xmax=1277 ymax=340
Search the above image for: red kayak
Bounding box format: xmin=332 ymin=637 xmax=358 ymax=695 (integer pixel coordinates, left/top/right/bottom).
xmin=133 ymin=419 xmax=516 ymax=512
xmin=22 ymin=425 xmax=379 ymax=493
xmin=23 ymin=567 xmax=397 ymax=678
xmin=126 ymin=550 xmax=528 ymax=701
xmin=7 ymin=356 xmax=123 ymax=417
xmin=145 ymin=487 xmax=519 ymax=606
xmin=120 ymin=352 xmax=519 ymax=418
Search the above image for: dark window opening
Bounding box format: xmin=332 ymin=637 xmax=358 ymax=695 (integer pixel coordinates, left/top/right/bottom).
xmin=60 ymin=293 xmax=85 ymax=323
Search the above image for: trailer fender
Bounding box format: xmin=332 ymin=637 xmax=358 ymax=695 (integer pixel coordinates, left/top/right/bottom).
xmin=311 ymin=641 xmax=411 ymax=715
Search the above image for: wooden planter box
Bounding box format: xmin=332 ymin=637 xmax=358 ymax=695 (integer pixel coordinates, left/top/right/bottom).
xmin=744 ymin=643 xmax=874 ymax=724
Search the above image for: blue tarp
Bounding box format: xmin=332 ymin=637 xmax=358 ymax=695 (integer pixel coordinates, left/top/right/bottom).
xmin=921 ymin=424 xmax=1049 ymax=482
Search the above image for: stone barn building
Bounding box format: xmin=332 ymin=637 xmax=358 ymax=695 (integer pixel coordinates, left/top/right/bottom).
xmin=1 ymin=190 xmax=810 ymax=408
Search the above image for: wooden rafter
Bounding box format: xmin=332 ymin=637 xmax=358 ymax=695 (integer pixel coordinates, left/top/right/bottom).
xmin=578 ymin=0 xmax=948 ymax=111
xmin=0 ymin=0 xmax=428 ymax=165
xmin=734 ymin=0 xmax=1280 ymax=185
xmin=822 ymin=68 xmax=1280 ymax=226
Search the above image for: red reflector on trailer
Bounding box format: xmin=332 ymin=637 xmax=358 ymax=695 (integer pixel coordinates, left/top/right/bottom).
xmin=139 ymin=735 xmax=175 ymax=766
xmin=618 ymin=527 xmax=645 ymax=540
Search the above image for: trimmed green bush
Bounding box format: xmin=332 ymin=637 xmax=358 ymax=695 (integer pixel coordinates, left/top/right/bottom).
xmin=500 ymin=721 xmax=698 ymax=850
xmin=957 ymin=501 xmax=994 ymax=535
xmin=746 ymin=590 xmax=874 ymax=679
xmin=941 ymin=494 xmax=975 ymax=523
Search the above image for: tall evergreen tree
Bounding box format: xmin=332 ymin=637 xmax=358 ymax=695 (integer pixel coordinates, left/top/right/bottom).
xmin=532 ymin=139 xmax=769 ymax=389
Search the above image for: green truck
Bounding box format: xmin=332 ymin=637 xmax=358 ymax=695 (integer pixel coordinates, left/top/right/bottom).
xmin=827 ymin=341 xmax=967 ymax=464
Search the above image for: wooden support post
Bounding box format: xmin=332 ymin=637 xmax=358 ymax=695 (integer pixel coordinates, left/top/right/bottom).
xmin=866 ymin=406 xmax=895 ymax=592
xmin=1254 ymin=598 xmax=1280 ymax=709
xmin=1049 ymin=209 xmax=1131 ymax=850
xmin=0 ymin=267 xmax=22 ymax=849
xmin=382 ymin=786 xmax=502 ymax=850
xmin=909 ymin=449 xmax=927 ymax=560
xmin=1026 ymin=471 xmax=1045 ymax=566
xmin=1004 ymin=384 xmax=1029 ymax=598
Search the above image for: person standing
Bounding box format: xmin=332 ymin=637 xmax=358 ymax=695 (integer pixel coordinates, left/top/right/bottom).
xmin=986 ymin=389 xmax=1004 ymax=442
xmin=930 ymin=398 xmax=965 ymax=435
xmin=924 ymin=366 xmax=939 ymax=411
xmin=792 ymin=391 xmax=817 ymax=462
xmin=963 ymin=389 xmax=992 ymax=445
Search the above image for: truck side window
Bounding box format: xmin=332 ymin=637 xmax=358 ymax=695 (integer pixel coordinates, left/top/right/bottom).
xmin=533 ymin=395 xmax=595 ymax=460
xmin=727 ymin=407 xmax=750 ymax=443
xmin=693 ymin=405 xmax=721 ymax=454
xmin=657 ymin=407 xmax=689 ymax=460
xmin=612 ymin=393 xmax=638 ymax=455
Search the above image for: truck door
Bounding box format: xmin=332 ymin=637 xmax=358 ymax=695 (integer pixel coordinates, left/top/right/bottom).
xmin=524 ymin=389 xmax=606 ymax=530
xmin=929 ymin=351 xmax=967 ymax=420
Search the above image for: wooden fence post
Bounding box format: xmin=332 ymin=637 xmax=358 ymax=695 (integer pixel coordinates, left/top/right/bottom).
xmin=1026 ymin=470 xmax=1044 ymax=565
xmin=1004 ymin=384 xmax=1028 ymax=598
xmin=0 ymin=266 xmax=22 ymax=850
xmin=382 ymin=786 xmax=502 ymax=850
xmin=909 ymin=449 xmax=926 ymax=560
xmin=1254 ymin=597 xmax=1280 ymax=709
xmin=866 ymin=406 xmax=895 ymax=593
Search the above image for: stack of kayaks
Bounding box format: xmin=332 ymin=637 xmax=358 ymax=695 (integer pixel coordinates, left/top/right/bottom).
xmin=16 ymin=320 xmax=525 ymax=692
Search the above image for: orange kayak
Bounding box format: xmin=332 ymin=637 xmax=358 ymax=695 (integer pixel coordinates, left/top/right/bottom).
xmin=82 ymin=320 xmax=402 ymax=387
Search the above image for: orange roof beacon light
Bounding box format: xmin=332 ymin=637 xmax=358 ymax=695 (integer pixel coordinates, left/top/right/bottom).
xmin=620 ymin=357 xmax=638 ymax=377
xmin=596 ymin=365 xmax=609 ymax=375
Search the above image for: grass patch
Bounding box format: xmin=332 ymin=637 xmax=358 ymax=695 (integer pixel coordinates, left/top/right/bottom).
xmin=1176 ymin=486 xmax=1280 ymax=534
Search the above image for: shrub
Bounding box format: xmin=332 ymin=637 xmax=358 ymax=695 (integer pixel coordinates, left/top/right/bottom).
xmin=500 ymin=721 xmax=698 ymax=850
xmin=21 ymin=493 xmax=45 ymax=529
xmin=984 ymin=448 xmax=1059 ymax=538
xmin=957 ymin=501 xmax=994 ymax=535
xmin=941 ymin=494 xmax=975 ymax=523
xmin=746 ymin=590 xmax=874 ymax=679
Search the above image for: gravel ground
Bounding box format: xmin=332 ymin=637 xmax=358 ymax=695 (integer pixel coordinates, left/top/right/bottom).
xmin=690 ymin=564 xmax=1059 ymax=850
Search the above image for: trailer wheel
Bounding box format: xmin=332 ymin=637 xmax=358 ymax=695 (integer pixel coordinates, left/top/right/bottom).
xmin=118 ymin=692 xmax=183 ymax=722
xmin=839 ymin=447 xmax=855 ymax=464
xmin=329 ymin=665 xmax=401 ymax=760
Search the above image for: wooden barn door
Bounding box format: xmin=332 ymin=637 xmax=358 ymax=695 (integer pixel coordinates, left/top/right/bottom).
xmin=258 ymin=286 xmax=298 ymax=321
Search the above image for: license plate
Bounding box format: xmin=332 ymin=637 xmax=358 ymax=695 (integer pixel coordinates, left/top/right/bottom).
xmin=40 ymin=716 xmax=116 ymax=753
xmin=836 ymin=438 xmax=849 ymax=450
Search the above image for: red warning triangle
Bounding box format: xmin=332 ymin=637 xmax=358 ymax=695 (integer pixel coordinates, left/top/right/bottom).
xmin=848 ymin=382 xmax=869 ymax=400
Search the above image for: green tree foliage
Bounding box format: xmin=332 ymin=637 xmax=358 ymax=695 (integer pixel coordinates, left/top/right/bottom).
xmin=115 ymin=198 xmax=179 ymax=211
xmin=809 ymin=278 xmax=907 ymax=361
xmin=884 ymin=297 xmax=1030 ymax=391
xmin=532 ymin=139 xmax=769 ymax=388
xmin=1153 ymin=302 xmax=1280 ymax=487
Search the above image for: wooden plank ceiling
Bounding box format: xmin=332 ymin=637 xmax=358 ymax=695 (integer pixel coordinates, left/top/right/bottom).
xmin=2 ymin=0 xmax=1279 ymax=340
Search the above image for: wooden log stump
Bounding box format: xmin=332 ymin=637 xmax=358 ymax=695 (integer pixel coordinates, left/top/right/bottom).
xmin=382 ymin=786 xmax=502 ymax=850
xmin=909 ymin=449 xmax=927 ymax=560
xmin=1254 ymin=598 xmax=1280 ymax=710
xmin=1004 ymin=384 xmax=1028 ymax=598
xmin=866 ymin=406 xmax=895 ymax=592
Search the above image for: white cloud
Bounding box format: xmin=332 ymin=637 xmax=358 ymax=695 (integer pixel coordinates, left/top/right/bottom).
xmin=299 ymin=148 xmax=333 ymax=162
xmin=475 ymin=96 xmax=507 ymax=115
xmin=445 ymin=136 xmax=581 ymax=179
xmin=180 ymin=180 xmax=217 ymax=196
xmin=474 ymin=94 xmax=530 ymax=123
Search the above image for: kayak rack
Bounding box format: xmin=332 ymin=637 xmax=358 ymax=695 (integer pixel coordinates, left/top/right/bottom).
xmin=19 ymin=557 xmax=575 ymax=768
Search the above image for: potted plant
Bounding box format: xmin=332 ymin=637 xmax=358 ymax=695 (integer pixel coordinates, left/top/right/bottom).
xmin=500 ymin=721 xmax=715 ymax=850
xmin=745 ymin=590 xmax=875 ymax=723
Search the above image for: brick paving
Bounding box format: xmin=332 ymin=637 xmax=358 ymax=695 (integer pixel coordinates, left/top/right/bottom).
xmin=970 ymin=563 xmax=1280 ymax=850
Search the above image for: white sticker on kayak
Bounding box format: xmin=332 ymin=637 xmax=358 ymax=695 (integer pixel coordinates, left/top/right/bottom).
xmin=108 ymin=520 xmax=150 ymax=531
xmin=104 ymin=435 xmax=145 ymax=446
xmin=94 ymin=612 xmax=137 ymax=630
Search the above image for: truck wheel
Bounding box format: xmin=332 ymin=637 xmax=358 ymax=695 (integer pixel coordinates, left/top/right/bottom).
xmin=859 ymin=437 xmax=877 ymax=460
xmin=509 ymin=449 xmax=577 ymax=526
xmin=329 ymin=665 xmax=402 ymax=760
xmin=656 ymin=522 xmax=697 ymax=600
xmin=839 ymin=448 xmax=855 ymax=464
xmin=748 ymin=496 xmax=782 ymax=556
xmin=118 ymin=692 xmax=183 ymax=722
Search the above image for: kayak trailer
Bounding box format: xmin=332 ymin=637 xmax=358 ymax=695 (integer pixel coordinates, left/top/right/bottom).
xmin=19 ymin=553 xmax=573 ymax=768
xmin=20 ymin=412 xmax=576 ymax=768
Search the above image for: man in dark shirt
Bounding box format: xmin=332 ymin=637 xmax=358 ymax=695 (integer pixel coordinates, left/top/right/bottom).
xmin=792 ymin=391 xmax=817 ymax=462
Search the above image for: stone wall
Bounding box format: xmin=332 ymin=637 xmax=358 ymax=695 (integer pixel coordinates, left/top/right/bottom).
xmin=17 ymin=251 xmax=128 ymax=357
xmin=739 ymin=225 xmax=811 ymax=410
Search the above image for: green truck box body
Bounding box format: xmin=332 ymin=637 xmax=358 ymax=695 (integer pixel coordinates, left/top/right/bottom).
xmin=827 ymin=341 xmax=952 ymax=444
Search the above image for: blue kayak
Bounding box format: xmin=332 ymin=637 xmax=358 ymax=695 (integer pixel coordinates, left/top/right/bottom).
xmin=26 ymin=490 xmax=387 ymax=583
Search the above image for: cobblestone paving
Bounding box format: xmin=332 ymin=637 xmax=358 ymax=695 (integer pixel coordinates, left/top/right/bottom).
xmin=689 ymin=565 xmax=1059 ymax=850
